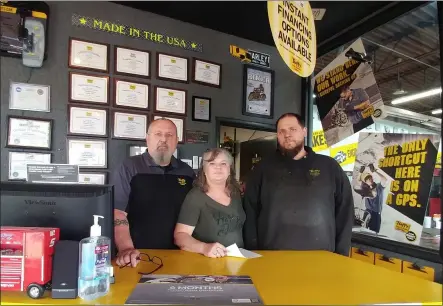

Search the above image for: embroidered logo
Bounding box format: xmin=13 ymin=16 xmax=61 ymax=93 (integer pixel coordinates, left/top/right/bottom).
xmin=177 ymin=178 xmax=186 ymax=186
xmin=309 ymin=169 xmax=320 ymax=178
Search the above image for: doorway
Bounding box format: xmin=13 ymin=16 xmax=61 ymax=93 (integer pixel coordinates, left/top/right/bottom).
xmin=216 ymin=117 xmax=276 ymax=186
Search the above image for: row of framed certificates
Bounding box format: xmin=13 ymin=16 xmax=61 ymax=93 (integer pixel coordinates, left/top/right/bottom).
xmin=8 ymin=151 xmax=107 ymax=183
xmin=69 ymin=37 xmax=221 ymax=88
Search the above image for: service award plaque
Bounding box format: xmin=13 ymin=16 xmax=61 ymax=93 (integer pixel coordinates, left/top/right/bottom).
xmin=192 ymin=58 xmax=221 ymax=88
xmin=154 ymin=86 xmax=187 ymax=115
xmin=157 ymin=53 xmax=189 ymax=83
xmin=112 ymin=111 xmax=148 ymax=140
xmin=68 ymin=105 xmax=108 ymax=137
xmin=114 ymin=46 xmax=150 ymax=78
xmin=192 ymin=96 xmax=211 ymax=122
xmin=114 ymin=79 xmax=149 ymax=110
xmin=68 ymin=37 xmax=109 ymax=72
xmin=9 ymin=82 xmax=50 ymax=112
xmin=69 ymin=72 xmax=109 ymax=104
xmin=67 ymin=138 xmax=107 ymax=168
xmin=7 ymin=116 xmax=52 ymax=150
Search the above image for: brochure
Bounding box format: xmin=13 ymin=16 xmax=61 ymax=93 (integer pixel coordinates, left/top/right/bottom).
xmin=125 ymin=274 xmax=263 ymax=305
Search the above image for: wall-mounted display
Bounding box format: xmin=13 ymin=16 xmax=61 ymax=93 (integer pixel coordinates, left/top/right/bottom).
xmin=67 ymin=138 xmax=107 ymax=168
xmin=242 ymin=65 xmax=274 ymax=119
xmin=157 ymin=53 xmax=189 ymax=83
xmin=9 ymin=82 xmax=50 ymax=112
xmin=68 ymin=37 xmax=109 ymax=72
xmin=192 ymin=58 xmax=221 ymax=88
xmin=6 ymin=116 xmax=52 ymax=150
xmin=8 ymin=151 xmax=51 ymax=180
xmin=154 ymin=115 xmax=185 ymax=143
xmin=69 ymin=72 xmax=109 ymax=104
xmin=154 ymin=86 xmax=187 ymax=116
xmin=78 ymin=172 xmax=107 ymax=185
xmin=229 ymin=45 xmax=271 ymax=68
xmin=112 ymin=111 xmax=148 ymax=140
xmin=192 ymin=96 xmax=211 ymax=122
xmin=72 ymin=14 xmax=203 ymax=53
xmin=114 ymin=45 xmax=151 ymax=78
xmin=114 ymin=79 xmax=150 ymax=110
xmin=68 ymin=105 xmax=108 ymax=137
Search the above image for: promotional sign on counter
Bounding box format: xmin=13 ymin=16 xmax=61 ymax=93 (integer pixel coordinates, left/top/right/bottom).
xmin=352 ymin=132 xmax=438 ymax=245
xmin=267 ymin=1 xmax=316 ymax=77
xmin=312 ymin=38 xmax=386 ymax=147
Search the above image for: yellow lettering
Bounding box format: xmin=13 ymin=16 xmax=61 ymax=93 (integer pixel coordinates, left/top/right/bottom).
xmin=93 ymin=20 xmax=103 ymax=29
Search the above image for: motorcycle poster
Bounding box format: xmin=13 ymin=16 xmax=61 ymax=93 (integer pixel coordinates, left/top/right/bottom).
xmin=242 ymin=64 xmax=274 ymax=119
xmin=351 ymin=132 xmax=438 ymax=245
xmin=312 ymin=38 xmax=386 ymax=147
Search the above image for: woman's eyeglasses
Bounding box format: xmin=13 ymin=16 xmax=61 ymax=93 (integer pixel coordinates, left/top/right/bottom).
xmin=120 ymin=253 xmax=163 ymax=275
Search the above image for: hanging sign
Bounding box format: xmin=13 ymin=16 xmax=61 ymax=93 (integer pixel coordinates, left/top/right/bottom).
xmin=267 ymin=1 xmax=316 ymax=77
xmin=72 ymin=14 xmax=203 ymax=52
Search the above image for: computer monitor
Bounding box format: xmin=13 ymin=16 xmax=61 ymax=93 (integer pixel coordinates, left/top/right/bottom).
xmin=0 ymin=182 xmax=115 ymax=257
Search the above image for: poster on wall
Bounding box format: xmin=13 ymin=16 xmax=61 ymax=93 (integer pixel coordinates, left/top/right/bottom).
xmin=351 ymin=132 xmax=438 ymax=245
xmin=242 ymin=65 xmax=274 ymax=119
xmin=312 ymin=38 xmax=386 ymax=147
xmin=267 ymin=1 xmax=316 ymax=77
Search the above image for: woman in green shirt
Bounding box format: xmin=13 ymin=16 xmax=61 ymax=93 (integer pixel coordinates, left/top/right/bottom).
xmin=174 ymin=148 xmax=245 ymax=258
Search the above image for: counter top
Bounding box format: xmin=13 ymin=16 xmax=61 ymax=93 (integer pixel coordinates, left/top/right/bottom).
xmin=1 ymin=250 xmax=442 ymax=305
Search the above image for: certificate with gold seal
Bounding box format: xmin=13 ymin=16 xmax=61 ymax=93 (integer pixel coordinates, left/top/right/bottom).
xmin=7 ymin=116 xmax=52 ymax=150
xmin=69 ymin=72 xmax=109 ymax=104
xmin=69 ymin=38 xmax=109 ymax=72
xmin=154 ymin=86 xmax=187 ymax=115
xmin=113 ymin=111 xmax=148 ymax=140
xmin=114 ymin=79 xmax=149 ymax=110
xmin=68 ymin=105 xmax=108 ymax=137
xmin=192 ymin=58 xmax=222 ymax=88
xmin=67 ymin=138 xmax=107 ymax=168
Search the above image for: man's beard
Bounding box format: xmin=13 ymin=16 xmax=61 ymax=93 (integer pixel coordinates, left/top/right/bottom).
xmin=278 ymin=141 xmax=304 ymax=159
xmin=152 ymin=149 xmax=172 ymax=165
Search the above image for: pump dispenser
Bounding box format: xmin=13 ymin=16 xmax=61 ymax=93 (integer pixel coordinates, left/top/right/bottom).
xmin=78 ymin=215 xmax=111 ymax=300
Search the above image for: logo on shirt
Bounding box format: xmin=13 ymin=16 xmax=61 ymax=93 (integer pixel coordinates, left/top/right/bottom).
xmin=309 ymin=169 xmax=320 ymax=178
xmin=177 ymin=178 xmax=186 ymax=186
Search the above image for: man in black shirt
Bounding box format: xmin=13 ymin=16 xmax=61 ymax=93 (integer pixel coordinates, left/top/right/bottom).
xmin=243 ymin=113 xmax=354 ymax=256
xmin=111 ymin=118 xmax=195 ymax=267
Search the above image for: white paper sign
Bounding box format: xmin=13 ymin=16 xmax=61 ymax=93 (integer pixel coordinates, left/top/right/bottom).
xmin=226 ymin=244 xmax=262 ymax=259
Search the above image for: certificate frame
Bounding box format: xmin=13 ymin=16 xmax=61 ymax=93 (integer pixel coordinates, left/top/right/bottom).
xmin=67 ymin=105 xmax=108 ymax=137
xmin=114 ymin=45 xmax=151 ymax=79
xmin=68 ymin=37 xmax=109 ymax=73
xmin=67 ymin=138 xmax=108 ymax=169
xmin=192 ymin=96 xmax=211 ymax=123
xmin=154 ymin=86 xmax=188 ymax=116
xmin=113 ymin=78 xmax=150 ymax=110
xmin=111 ymin=110 xmax=149 ymax=141
xmin=242 ymin=64 xmax=275 ymax=119
xmin=69 ymin=71 xmax=110 ymax=105
xmin=156 ymin=52 xmax=189 ymax=84
xmin=153 ymin=114 xmax=185 ymax=144
xmin=192 ymin=57 xmax=222 ymax=88
xmin=9 ymin=82 xmax=51 ymax=112
xmin=78 ymin=172 xmax=107 ymax=185
xmin=8 ymin=151 xmax=52 ymax=181
xmin=6 ymin=115 xmax=53 ymax=150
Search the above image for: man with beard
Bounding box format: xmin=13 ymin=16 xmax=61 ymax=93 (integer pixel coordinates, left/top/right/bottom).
xmin=243 ymin=113 xmax=354 ymax=256
xmin=111 ymin=118 xmax=195 ymax=267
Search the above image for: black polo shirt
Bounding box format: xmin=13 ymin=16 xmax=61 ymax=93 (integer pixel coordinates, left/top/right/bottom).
xmin=111 ymin=151 xmax=195 ymax=249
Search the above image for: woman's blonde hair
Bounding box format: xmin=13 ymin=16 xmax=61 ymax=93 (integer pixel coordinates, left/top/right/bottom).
xmin=194 ymin=148 xmax=240 ymax=196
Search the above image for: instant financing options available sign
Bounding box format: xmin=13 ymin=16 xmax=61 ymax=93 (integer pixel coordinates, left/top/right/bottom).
xmin=267 ymin=1 xmax=316 ymax=77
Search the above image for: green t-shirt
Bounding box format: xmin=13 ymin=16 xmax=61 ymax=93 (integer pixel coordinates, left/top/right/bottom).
xmin=177 ymin=187 xmax=245 ymax=248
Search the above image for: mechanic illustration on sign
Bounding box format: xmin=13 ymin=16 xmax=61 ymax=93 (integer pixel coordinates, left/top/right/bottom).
xmin=339 ymin=85 xmax=373 ymax=133
xmin=353 ymin=163 xmax=389 ymax=233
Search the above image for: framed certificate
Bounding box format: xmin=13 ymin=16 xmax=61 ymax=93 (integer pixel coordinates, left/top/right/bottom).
xmin=112 ymin=111 xmax=148 ymax=140
xmin=156 ymin=52 xmax=189 ymax=83
xmin=78 ymin=172 xmax=107 ymax=185
xmin=68 ymin=105 xmax=108 ymax=137
xmin=8 ymin=151 xmax=51 ymax=180
xmin=192 ymin=58 xmax=222 ymax=88
xmin=192 ymin=96 xmax=211 ymax=122
xmin=242 ymin=64 xmax=275 ymax=119
xmin=153 ymin=115 xmax=185 ymax=143
xmin=7 ymin=116 xmax=52 ymax=150
xmin=154 ymin=86 xmax=187 ymax=116
xmin=67 ymin=138 xmax=107 ymax=168
xmin=114 ymin=45 xmax=151 ymax=78
xmin=114 ymin=79 xmax=150 ymax=110
xmin=9 ymin=82 xmax=50 ymax=112
xmin=68 ymin=37 xmax=109 ymax=72
xmin=69 ymin=72 xmax=109 ymax=104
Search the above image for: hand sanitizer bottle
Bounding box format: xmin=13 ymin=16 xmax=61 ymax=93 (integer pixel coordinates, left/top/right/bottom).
xmin=78 ymin=215 xmax=111 ymax=300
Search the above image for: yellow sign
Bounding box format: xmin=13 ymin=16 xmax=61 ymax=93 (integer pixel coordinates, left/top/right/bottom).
xmin=267 ymin=1 xmax=316 ymax=77
xmin=330 ymin=143 xmax=358 ymax=167
xmin=436 ymin=152 xmax=441 ymax=169
xmin=312 ymin=130 xmax=327 ymax=152
xmin=394 ymin=220 xmax=411 ymax=233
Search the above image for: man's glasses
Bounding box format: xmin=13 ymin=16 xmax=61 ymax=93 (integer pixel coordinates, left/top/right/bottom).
xmin=120 ymin=253 xmax=163 ymax=275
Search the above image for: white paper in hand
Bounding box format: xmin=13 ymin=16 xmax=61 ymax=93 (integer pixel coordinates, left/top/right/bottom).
xmin=226 ymin=243 xmax=262 ymax=258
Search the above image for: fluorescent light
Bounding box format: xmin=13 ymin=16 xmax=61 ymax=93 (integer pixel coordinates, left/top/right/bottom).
xmin=391 ymin=87 xmax=442 ymax=105
xmin=431 ymin=109 xmax=442 ymax=115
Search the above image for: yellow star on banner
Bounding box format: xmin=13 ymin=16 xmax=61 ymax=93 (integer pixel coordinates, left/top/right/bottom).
xmin=191 ymin=42 xmax=197 ymax=49
xmin=79 ymin=17 xmax=87 ymax=25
